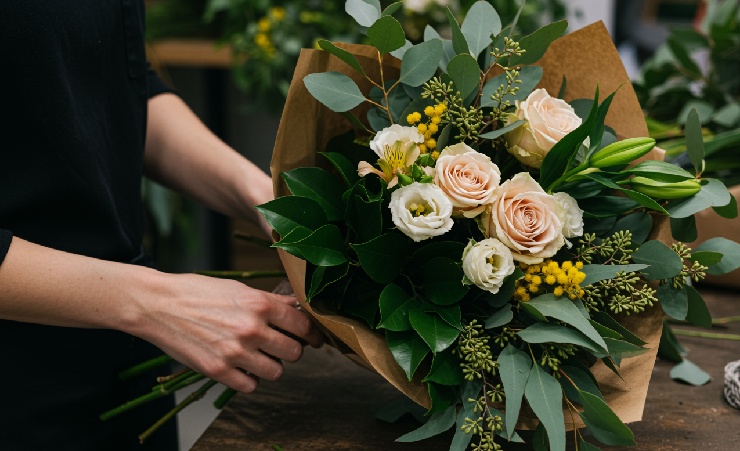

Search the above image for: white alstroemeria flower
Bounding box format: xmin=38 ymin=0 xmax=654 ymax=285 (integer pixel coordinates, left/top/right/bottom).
xmin=358 ymin=124 xmax=424 ymax=188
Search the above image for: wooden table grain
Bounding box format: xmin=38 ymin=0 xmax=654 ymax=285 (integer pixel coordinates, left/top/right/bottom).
xmin=191 ymin=287 xmax=740 ymax=451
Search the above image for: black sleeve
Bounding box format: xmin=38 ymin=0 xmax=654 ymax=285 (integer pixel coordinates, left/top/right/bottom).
xmin=147 ymin=64 xmax=175 ymax=99
xmin=0 ymin=229 xmax=13 ymax=267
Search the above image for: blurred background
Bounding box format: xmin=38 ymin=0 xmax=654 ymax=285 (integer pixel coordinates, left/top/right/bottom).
xmin=139 ymin=0 xmax=738 ymax=448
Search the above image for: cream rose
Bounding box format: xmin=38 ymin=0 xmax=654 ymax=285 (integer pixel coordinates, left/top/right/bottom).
xmin=434 ymin=143 xmax=501 ymax=218
xmin=483 ymin=172 xmax=565 ymax=264
xmin=504 ymin=88 xmax=585 ymax=169
xmin=553 ymin=192 xmax=584 ymax=239
xmin=462 ymin=238 xmax=515 ymax=294
xmin=389 ymin=182 xmax=454 ymax=242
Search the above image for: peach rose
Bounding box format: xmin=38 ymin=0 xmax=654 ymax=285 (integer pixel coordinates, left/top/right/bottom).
xmin=482 ymin=172 xmax=565 ymax=264
xmin=434 ymin=143 xmax=501 ymax=218
xmin=504 ymin=88 xmax=585 ymax=169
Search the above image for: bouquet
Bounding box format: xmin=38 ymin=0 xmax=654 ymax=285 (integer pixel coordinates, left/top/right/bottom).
xmin=259 ymin=1 xmax=740 ymax=450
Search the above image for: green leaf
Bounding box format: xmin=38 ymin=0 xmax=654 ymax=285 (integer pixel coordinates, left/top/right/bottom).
xmin=696 ymin=237 xmax=740 ymax=275
xmin=690 ymin=250 xmax=723 ymax=267
xmin=382 ymin=1 xmax=403 ymax=16
xmin=386 ymin=330 xmax=430 ymax=381
xmin=307 ymin=262 xmax=349 ymax=301
xmin=685 ymin=285 xmax=712 ymax=328
xmin=460 ymin=0 xmax=500 ymax=57
xmin=632 ymin=240 xmax=684 ymax=280
xmin=367 ymin=15 xmax=406 ymax=54
xmin=670 ymin=359 xmax=711 ymax=386
xmin=282 ymin=167 xmax=345 ymax=221
xmin=518 ymin=323 xmax=605 ymax=355
xmin=351 ymin=233 xmax=409 ymax=284
xmin=317 ymin=40 xmax=366 ymax=75
xmin=667 ymin=36 xmax=702 ymax=78
xmin=273 ymin=224 xmax=347 ymax=267
xmin=560 ymin=365 xmax=605 ymax=403
xmin=581 ymin=264 xmax=649 ymax=287
xmin=485 ymin=268 xmax=524 ymax=308
xmin=525 ymin=364 xmax=565 ymax=451
xmin=657 ymin=284 xmax=688 ymax=320
xmin=713 ymin=193 xmax=738 ymax=219
xmin=621 ymin=160 xmax=695 ymax=182
xmin=603 ymin=337 xmax=648 ymax=360
xmin=422 ymin=257 xmax=469 ymax=306
xmin=591 ymin=311 xmax=646 ymax=346
xmin=578 ymin=390 xmax=636 ymax=446
xmin=532 ymin=422 xmax=549 ymax=451
xmin=399 ymin=39 xmax=444 ymax=87
xmin=423 ymin=349 xmax=463 ymax=386
xmin=485 ymin=305 xmax=513 ymax=329
xmin=446 ymin=54 xmax=480 ymax=98
xmin=255 ymin=196 xmax=327 ymax=238
xmin=478 ymin=119 xmax=526 ymax=140
xmin=345 ymin=184 xmax=383 ymax=243
xmin=395 ymin=405 xmax=456 ymax=442
xmin=409 ymin=308 xmax=460 ymax=353
xmin=582 ymin=173 xmax=668 ymax=214
xmin=375 ymin=396 xmax=425 ymax=424
xmin=390 ymin=39 xmax=413 ymax=60
xmin=498 ymin=344 xmax=532 ymax=439
xmin=378 ymin=283 xmax=415 ymax=331
xmin=450 ymin=408 xmax=474 ymax=451
xmin=685 ymin=108 xmax=706 ymax=175
xmin=658 ymin=321 xmax=685 ymax=363
xmin=607 ymin=212 xmax=653 ymax=244
xmin=410 ymin=241 xmax=465 ymax=262
xmin=445 ymin=8 xmax=469 ymax=55
xmin=510 ymin=20 xmax=568 ymax=65
xmin=304 ymin=72 xmax=367 ymax=113
xmin=670 ymin=216 xmax=697 ymax=242
xmin=345 ymin=0 xmax=380 ymax=27
xmin=321 ymin=151 xmax=360 ymax=187
xmin=427 ymin=382 xmax=456 ymax=414
xmin=579 ymin=438 xmax=601 ymax=451
xmin=527 ymin=294 xmax=608 ymax=352
xmin=422 ymin=303 xmax=461 ymax=329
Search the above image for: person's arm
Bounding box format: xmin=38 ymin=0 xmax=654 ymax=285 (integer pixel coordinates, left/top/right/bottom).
xmin=143 ymin=93 xmax=273 ymax=234
xmin=0 ymin=236 xmax=322 ymax=392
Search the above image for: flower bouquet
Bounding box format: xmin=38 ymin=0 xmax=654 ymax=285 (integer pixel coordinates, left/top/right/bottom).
xmin=257 ymin=1 xmax=740 ymax=449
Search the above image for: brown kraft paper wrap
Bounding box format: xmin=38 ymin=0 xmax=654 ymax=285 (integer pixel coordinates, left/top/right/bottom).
xmin=271 ymin=22 xmax=667 ymax=426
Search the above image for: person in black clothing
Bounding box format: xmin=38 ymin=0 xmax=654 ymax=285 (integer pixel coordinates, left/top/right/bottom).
xmin=0 ymin=2 xmax=322 ymax=450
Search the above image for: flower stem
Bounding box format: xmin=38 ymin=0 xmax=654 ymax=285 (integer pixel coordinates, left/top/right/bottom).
xmin=671 ymin=329 xmax=740 ymax=341
xmin=118 ymin=354 xmax=173 ymax=381
xmin=138 ymin=379 xmax=219 ymax=444
xmin=233 ymin=231 xmax=273 ymax=248
xmin=213 ymin=387 xmax=238 ymax=409
xmin=713 ymin=315 xmax=740 ymax=325
xmin=197 ymin=270 xmax=287 ymax=279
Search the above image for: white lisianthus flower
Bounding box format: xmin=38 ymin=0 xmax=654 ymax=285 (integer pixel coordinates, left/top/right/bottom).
xmin=359 ymin=124 xmax=425 ymax=188
xmin=482 ymin=172 xmax=565 ymax=264
xmin=462 ymin=238 xmax=515 ymax=294
xmin=434 ymin=143 xmax=501 ymax=218
xmin=389 ymin=183 xmax=454 ymax=242
xmin=504 ymin=88 xmax=588 ymax=169
xmin=553 ymin=192 xmax=585 ymax=239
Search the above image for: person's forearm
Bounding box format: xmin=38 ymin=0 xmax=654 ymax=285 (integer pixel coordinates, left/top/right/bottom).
xmin=0 ymin=237 xmax=157 ymax=331
xmin=143 ymin=93 xmax=273 ymax=226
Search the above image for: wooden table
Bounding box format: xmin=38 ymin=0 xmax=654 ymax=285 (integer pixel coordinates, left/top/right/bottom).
xmin=192 ymin=287 xmax=740 ymax=450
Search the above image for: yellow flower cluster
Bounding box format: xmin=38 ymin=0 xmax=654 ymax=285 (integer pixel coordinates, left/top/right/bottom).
xmin=514 ymin=260 xmax=586 ymax=302
xmin=406 ymin=102 xmax=447 ymax=155
xmin=254 ymin=7 xmax=286 ymax=58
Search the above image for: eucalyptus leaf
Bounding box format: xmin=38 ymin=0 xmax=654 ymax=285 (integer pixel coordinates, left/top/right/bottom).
xmin=345 ymin=0 xmax=380 ymax=27
xmin=386 ymin=330 xmax=430 ymax=381
xmin=591 ymin=311 xmax=646 ymax=346
xmin=560 ymin=365 xmax=605 ymax=403
xmin=485 ymin=305 xmax=513 ymax=329
xmin=481 ymin=66 xmax=542 ymax=107
xmin=670 ymin=358 xmax=711 ymax=386
xmin=685 ymin=108 xmax=706 ymax=175
xmin=445 ymin=8 xmax=469 ymax=55
xmin=367 ymin=15 xmax=406 ymax=54
xmin=606 ymin=212 xmax=653 ymax=244
xmin=478 ymin=119 xmax=526 ymax=140
xmin=525 ymin=364 xmax=565 ymax=451
xmin=657 ymin=284 xmax=688 ymax=320
xmin=304 ymin=72 xmax=367 ymax=113
xmin=460 ymin=0 xmax=501 ymax=57
xmin=446 ymin=54 xmax=480 ymax=99
xmin=658 ymin=321 xmax=686 ymax=363
xmin=685 ymin=285 xmax=713 ymax=328
xmin=399 ymin=39 xmax=444 ymax=87
xmin=518 ymin=323 xmax=605 ymax=355
xmin=632 ymin=240 xmax=684 ymax=280
xmin=498 ymin=344 xmax=532 ymax=439
xmin=578 ymin=390 xmax=636 ymax=446
xmin=318 ymin=40 xmax=366 ymax=75
xmin=395 ymin=405 xmax=456 ymax=442
xmin=670 ymin=216 xmax=697 ymax=242
xmin=390 ymin=39 xmax=413 ymax=60
xmin=527 ymin=294 xmax=608 ymax=352
xmin=622 ymin=160 xmax=695 ymax=182
xmin=581 ymin=264 xmax=649 ymax=287
xmin=696 ymin=237 xmax=740 ymax=275
xmin=510 ymin=20 xmax=568 ymax=66
xmin=351 ymin=233 xmax=409 ymax=284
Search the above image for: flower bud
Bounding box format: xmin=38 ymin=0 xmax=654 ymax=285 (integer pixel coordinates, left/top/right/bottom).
xmin=589 ymin=137 xmax=655 ymax=168
xmin=628 ymin=176 xmax=701 ymax=199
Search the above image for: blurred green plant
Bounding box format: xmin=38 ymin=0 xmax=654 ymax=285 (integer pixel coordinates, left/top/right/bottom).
xmin=633 ymin=0 xmax=740 ymax=186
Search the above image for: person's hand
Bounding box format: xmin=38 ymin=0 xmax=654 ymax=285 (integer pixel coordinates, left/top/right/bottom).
xmin=130 ymin=272 xmax=323 ymax=393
